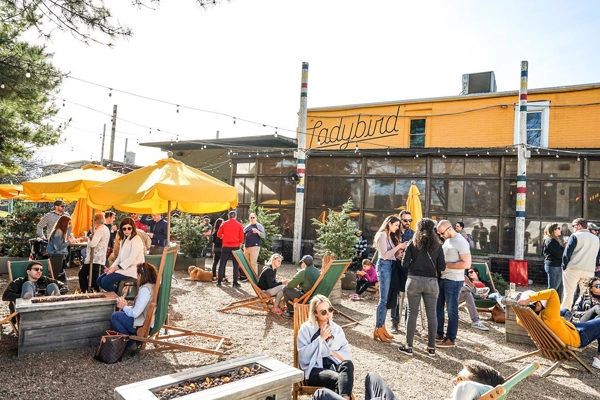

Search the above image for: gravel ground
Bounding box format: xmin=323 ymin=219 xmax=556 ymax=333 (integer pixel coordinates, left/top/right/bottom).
xmin=1 ymin=259 xmax=598 ymax=400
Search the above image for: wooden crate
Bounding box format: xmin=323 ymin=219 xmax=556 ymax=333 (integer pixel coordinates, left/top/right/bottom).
xmin=505 ymin=304 xmax=534 ymax=345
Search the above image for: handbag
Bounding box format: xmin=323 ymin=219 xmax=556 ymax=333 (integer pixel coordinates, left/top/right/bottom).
xmin=94 ymin=331 xmax=129 ymax=363
xmin=491 ymin=303 xmax=506 ymax=323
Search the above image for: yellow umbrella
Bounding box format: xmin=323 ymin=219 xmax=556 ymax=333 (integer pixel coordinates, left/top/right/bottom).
xmin=0 ymin=184 xmax=24 ymax=200
xmin=87 ymin=154 xmax=238 ymax=243
xmin=406 ymin=181 xmax=423 ymax=230
xmin=22 ymin=164 xmax=123 ymax=234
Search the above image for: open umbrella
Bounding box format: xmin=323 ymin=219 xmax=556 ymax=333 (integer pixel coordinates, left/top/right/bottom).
xmin=0 ymin=184 xmax=24 ymax=200
xmin=22 ymin=164 xmax=123 ymax=234
xmin=406 ymin=181 xmax=423 ymax=230
xmin=87 ymin=153 xmax=238 ymax=243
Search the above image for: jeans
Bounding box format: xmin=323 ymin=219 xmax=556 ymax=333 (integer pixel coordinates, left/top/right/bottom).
xmin=574 ymin=317 xmax=600 ymax=354
xmin=544 ymin=264 xmax=563 ymax=300
xmin=312 ymin=371 xmax=396 ymax=400
xmin=211 ymin=247 xmax=222 ymax=277
xmin=375 ymin=259 xmax=393 ymax=328
xmin=78 ymin=263 xmax=103 ymax=292
xmin=580 ymin=305 xmax=600 ymax=323
xmin=458 ymin=286 xmax=480 ymax=322
xmin=436 ymin=278 xmax=463 ymax=342
xmin=406 ymin=275 xmax=439 ymax=348
xmin=110 ymin=311 xmax=139 ymax=349
xmin=97 ymin=272 xmax=131 ymax=293
xmin=308 ymin=360 xmax=354 ymax=398
xmin=49 ymin=254 xmax=66 ymax=282
xmin=21 ymin=281 xmax=60 ymax=298
xmin=218 ymin=246 xmax=240 ymax=284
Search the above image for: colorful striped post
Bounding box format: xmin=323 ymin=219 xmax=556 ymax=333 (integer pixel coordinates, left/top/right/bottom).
xmin=515 ymin=61 xmax=528 ymax=260
xmin=293 ymin=62 xmax=309 ymax=263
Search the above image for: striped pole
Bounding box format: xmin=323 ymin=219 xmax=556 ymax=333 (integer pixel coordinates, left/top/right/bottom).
xmin=515 ymin=61 xmax=528 ymax=260
xmin=293 ymin=62 xmax=309 ymax=263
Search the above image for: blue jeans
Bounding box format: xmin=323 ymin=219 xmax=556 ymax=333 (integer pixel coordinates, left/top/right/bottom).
xmin=544 ymin=264 xmax=563 ymax=300
xmin=436 ymin=279 xmax=463 ymax=342
xmin=110 ymin=311 xmax=139 ymax=349
xmin=97 ymin=272 xmax=131 ymax=293
xmin=21 ymin=281 xmax=60 ymax=298
xmin=375 ymin=259 xmax=393 ymax=328
xmin=574 ymin=318 xmax=600 ymax=354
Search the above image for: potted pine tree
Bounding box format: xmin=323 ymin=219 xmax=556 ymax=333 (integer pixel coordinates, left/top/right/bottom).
xmin=170 ymin=213 xmax=208 ymax=271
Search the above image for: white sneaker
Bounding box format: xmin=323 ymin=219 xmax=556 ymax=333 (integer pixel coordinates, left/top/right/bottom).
xmin=592 ymin=357 xmax=600 ymax=370
xmin=471 ymin=320 xmax=489 ymax=331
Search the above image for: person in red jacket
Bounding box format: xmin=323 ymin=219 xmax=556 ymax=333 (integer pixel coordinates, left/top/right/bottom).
xmin=216 ymin=210 xmax=244 ymax=288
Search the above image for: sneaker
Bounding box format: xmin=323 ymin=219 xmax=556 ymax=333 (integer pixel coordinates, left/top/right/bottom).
xmin=233 ymin=282 xmax=241 ymax=288
xmin=426 ymin=347 xmax=436 ymax=357
xmin=271 ymin=307 xmax=283 ymax=315
xmin=471 ymin=320 xmax=489 ymax=331
xmin=216 ymin=282 xmax=222 ymax=287
xmin=437 ymin=338 xmax=455 ymax=347
xmin=349 ymin=294 xmax=357 ymax=299
xmin=397 ymin=345 xmax=413 ymax=356
xmin=282 ymin=311 xmax=294 ymax=318
xmin=592 ymin=357 xmax=600 ymax=370
xmin=391 ymin=322 xmax=400 ymax=334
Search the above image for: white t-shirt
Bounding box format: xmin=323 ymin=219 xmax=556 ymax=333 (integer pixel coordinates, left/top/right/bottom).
xmin=446 ymin=381 xmax=493 ymax=400
xmin=441 ymin=234 xmax=470 ymax=281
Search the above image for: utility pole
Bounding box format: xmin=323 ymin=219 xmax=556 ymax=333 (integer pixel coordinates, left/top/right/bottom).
xmin=100 ymin=123 xmax=106 ymax=165
xmin=293 ymin=62 xmax=309 ymax=263
xmin=108 ymin=105 xmax=117 ymax=166
xmin=515 ymin=61 xmax=528 ymax=260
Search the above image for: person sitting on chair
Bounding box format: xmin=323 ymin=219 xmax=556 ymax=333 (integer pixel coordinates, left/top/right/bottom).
xmin=312 ymin=359 xmax=504 ymax=400
xmin=517 ymin=288 xmax=600 ymax=369
xmin=572 ymin=276 xmax=600 ymax=322
xmin=349 ymin=258 xmax=377 ymax=301
xmin=298 ymin=294 xmax=354 ymax=400
xmin=282 ymin=255 xmax=320 ymax=318
xmin=110 ymin=262 xmax=157 ymax=347
xmin=257 ymin=253 xmax=289 ymax=315
xmin=3 ymin=261 xmax=68 ymax=304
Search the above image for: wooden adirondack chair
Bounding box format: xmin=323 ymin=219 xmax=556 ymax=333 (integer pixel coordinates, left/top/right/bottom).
xmin=477 ymin=362 xmax=539 ymax=400
xmin=128 ymin=246 xmax=230 ymax=355
xmin=291 ymin=259 xmax=358 ymax=328
xmin=217 ymin=249 xmax=275 ymax=313
xmin=292 ymin=303 xmax=320 ymax=400
xmin=2 ymin=259 xmax=54 ymax=337
xmin=506 ymin=305 xmax=593 ymax=377
xmin=467 ymin=262 xmax=499 ymax=314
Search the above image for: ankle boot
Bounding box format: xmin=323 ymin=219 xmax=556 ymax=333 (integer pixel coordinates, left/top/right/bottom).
xmin=380 ymin=325 xmax=393 ymax=339
xmin=373 ymin=327 xmax=392 ymax=343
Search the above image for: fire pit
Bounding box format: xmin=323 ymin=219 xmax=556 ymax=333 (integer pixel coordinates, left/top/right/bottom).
xmin=115 ymin=354 xmax=304 ymax=400
xmin=15 ymin=291 xmax=118 ymax=356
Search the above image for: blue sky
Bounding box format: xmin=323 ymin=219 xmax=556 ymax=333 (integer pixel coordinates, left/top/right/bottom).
xmin=35 ymin=0 xmax=600 ymax=166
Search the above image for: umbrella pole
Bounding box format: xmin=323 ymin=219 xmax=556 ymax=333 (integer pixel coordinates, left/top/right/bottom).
xmin=167 ymin=201 xmax=171 ymax=246
xmin=88 ymin=222 xmax=95 ymax=292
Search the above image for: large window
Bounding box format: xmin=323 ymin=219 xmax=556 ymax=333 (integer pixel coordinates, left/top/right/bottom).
xmin=306 ymin=177 xmax=361 ymax=209
xmin=410 ymin=119 xmax=425 ymax=148
xmin=514 ymin=101 xmax=549 ymax=147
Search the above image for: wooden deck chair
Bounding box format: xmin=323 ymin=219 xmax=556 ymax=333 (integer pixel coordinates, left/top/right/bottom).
xmin=505 ymin=305 xmax=593 ymax=376
xmin=116 ymin=254 xmax=163 ymax=300
xmin=466 ymin=262 xmax=499 ymax=314
xmin=291 ymin=259 xmax=358 ymax=328
xmin=477 ymin=362 xmax=539 ymax=400
xmin=217 ymin=250 xmax=274 ymax=313
xmin=129 ymin=246 xmax=230 ymax=355
xmin=3 ymin=259 xmax=53 ymax=337
xmin=292 ymin=303 xmax=321 ymax=400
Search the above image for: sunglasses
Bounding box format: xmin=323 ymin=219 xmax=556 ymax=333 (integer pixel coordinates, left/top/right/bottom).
xmin=317 ymin=307 xmax=334 ymax=316
xmin=402 ymin=219 xmax=412 ymax=223
xmin=468 ymin=270 xmax=477 ymax=274
xmin=439 ymin=226 xmax=451 ymax=236
xmin=250 ymin=216 xmax=256 ymax=219
xmin=31 ymin=267 xmax=43 ymax=272
xmin=122 ymin=226 xmax=133 ymax=231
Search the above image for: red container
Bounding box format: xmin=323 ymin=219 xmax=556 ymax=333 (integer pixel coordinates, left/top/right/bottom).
xmin=509 ymin=259 xmax=528 ymax=286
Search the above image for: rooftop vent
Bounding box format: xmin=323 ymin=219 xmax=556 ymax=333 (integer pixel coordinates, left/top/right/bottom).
xmin=461 ymin=71 xmax=497 ymax=95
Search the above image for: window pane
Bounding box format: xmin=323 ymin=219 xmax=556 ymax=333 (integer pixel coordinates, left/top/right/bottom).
xmin=464 ymin=180 xmax=500 ymax=215
xmin=235 ymin=162 xmax=256 ymax=175
xmin=526 ymin=112 xmax=542 ymax=147
xmin=464 ymin=159 xmax=500 ymax=176
xmin=258 ymin=158 xmax=296 ymax=175
xmin=234 ymin=177 xmax=255 ymax=204
xmin=432 ymin=158 xmax=465 ymax=176
xmin=306 ymin=177 xmax=361 ymax=208
xmin=542 ymin=159 xmax=581 ymax=178
xmin=308 ymin=158 xmax=361 ymax=175
xmin=588 ymin=184 xmax=600 ymax=220
xmin=589 ymin=161 xmax=600 ymax=179
xmin=257 ymin=177 xmax=280 ymax=205
xmin=503 ymin=181 xmax=517 ymax=216
xmin=430 ymin=179 xmax=464 ymax=213
xmin=366 ymin=158 xmax=426 ymax=175
xmin=365 ymin=178 xmax=394 ymax=209
xmin=503 ymin=180 xmax=541 ymax=217
xmin=410 ymin=119 xmax=425 ymax=148
xmin=505 ymin=157 xmax=542 ymax=176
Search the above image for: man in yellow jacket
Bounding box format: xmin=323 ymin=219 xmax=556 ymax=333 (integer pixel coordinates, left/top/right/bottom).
xmin=517 ymin=288 xmax=600 ymax=369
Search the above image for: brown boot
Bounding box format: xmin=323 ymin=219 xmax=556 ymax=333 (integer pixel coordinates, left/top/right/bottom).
xmin=373 ymin=327 xmax=392 ymax=343
xmin=380 ymin=324 xmax=393 ymax=339
xmin=391 ymin=322 xmax=400 ymax=334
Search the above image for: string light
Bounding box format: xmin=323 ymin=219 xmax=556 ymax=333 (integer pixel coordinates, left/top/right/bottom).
xmin=108 ymin=88 xmax=112 ymax=97
xmin=176 ymin=105 xmax=180 ymax=113
xmin=274 ymin=128 xmax=278 ymax=138
xmin=25 ymin=69 xmax=31 ymax=78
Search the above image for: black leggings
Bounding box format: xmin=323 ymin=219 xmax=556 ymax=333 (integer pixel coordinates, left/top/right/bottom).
xmin=308 ymin=359 xmax=354 ymax=397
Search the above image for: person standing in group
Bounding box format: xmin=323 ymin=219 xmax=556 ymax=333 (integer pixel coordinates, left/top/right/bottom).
xmin=435 ymin=219 xmax=472 ymax=347
xmin=257 ymin=253 xmax=288 ymax=314
xmin=455 ymin=221 xmax=468 ymax=240
xmin=103 ymin=211 xmax=118 ymax=264
xmin=542 ymin=223 xmax=565 ymax=299
xmin=78 ymin=212 xmax=110 ymax=292
xmin=46 ymin=215 xmax=76 ymax=283
xmin=389 ymin=210 xmax=413 ymax=333
xmin=354 ymin=230 xmax=368 ymax=260
xmin=297 ymin=295 xmax=354 ymax=399
xmin=141 ymin=214 xmax=168 ymax=255
xmin=397 ymin=218 xmax=445 ymax=357
xmin=373 ymin=215 xmax=404 ymax=343
xmin=477 ymin=223 xmax=489 ymax=252
xmin=217 ymin=210 xmax=244 ymax=288
xmin=561 ymin=218 xmax=600 ymax=309
xmin=200 ymin=216 xmax=213 ymax=257
xmin=130 ymin=213 xmax=147 ymax=232
xmin=211 ymin=218 xmax=224 ymax=281
xmin=243 ymin=213 xmax=266 ymax=276
xmin=97 ymin=217 xmax=146 ymax=293
xmin=36 ymin=200 xmax=70 ymax=240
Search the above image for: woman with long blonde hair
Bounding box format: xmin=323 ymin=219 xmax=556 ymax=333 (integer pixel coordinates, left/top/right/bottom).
xmin=542 ymin=223 xmax=565 ymax=299
xmin=372 ymin=215 xmax=404 ymax=342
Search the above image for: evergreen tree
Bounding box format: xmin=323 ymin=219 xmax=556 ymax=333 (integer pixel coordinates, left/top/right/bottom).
xmin=311 ymin=199 xmax=357 ymax=259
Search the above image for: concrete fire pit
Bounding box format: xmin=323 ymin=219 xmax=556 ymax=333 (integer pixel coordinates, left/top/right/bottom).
xmin=114 ymin=354 xmax=304 ymax=400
